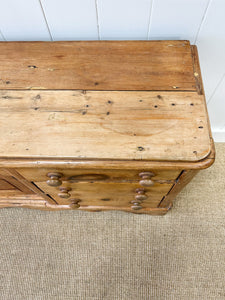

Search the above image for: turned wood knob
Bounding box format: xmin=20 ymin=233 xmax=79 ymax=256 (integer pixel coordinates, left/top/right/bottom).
xmin=70 ymin=199 xmax=81 ymax=209
xmin=131 ymin=205 xmax=142 ymax=210
xmin=130 ymin=200 xmax=142 ymax=204
xmin=139 ymin=172 xmax=154 ymax=187
xmin=135 ymin=194 xmax=147 ymax=201
xmin=135 ymin=188 xmax=146 ymax=194
xmin=58 ymin=187 xmax=71 ymax=198
xmin=70 ymin=203 xmax=80 ymax=209
xmin=46 ymin=172 xmax=63 ymax=187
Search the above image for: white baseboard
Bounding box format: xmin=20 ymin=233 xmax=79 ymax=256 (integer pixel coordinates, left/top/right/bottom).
xmin=212 ymin=131 xmax=225 ymax=142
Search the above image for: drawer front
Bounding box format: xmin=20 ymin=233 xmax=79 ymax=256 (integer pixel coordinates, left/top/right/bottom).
xmin=34 ymin=181 xmax=173 ymax=209
xmin=17 ymin=168 xmax=180 ymax=183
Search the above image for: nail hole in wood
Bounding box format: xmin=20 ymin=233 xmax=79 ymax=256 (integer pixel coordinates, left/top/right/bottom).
xmin=137 ymin=146 xmax=145 ymax=151
xmin=154 ymin=105 xmax=158 ymax=108
xmin=198 ymin=126 xmax=203 ymax=129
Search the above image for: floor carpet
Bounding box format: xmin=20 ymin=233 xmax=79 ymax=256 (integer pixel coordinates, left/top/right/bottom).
xmin=0 ymin=143 xmax=224 ymax=300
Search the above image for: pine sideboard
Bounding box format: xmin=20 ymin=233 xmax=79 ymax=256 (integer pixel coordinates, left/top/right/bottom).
xmin=0 ymin=41 xmax=215 ymax=215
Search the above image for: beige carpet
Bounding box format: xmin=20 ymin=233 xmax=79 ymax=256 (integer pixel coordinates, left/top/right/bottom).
xmin=0 ymin=143 xmax=224 ymax=300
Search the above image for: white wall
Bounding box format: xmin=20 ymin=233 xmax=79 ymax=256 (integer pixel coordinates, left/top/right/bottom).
xmin=0 ymin=0 xmax=224 ymax=141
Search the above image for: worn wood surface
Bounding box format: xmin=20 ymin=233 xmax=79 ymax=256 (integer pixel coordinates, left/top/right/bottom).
xmin=0 ymin=41 xmax=215 ymax=214
xmin=191 ymin=45 xmax=204 ymax=95
xmin=34 ymin=181 xmax=173 ymax=207
xmin=0 ymin=144 xmax=215 ymax=170
xmin=0 ymin=41 xmax=196 ymax=91
xmin=6 ymin=168 xmax=56 ymax=205
xmin=0 ymin=194 xmax=46 ymax=209
xmin=0 ymin=90 xmax=211 ymax=162
xmin=0 ymin=195 xmax=169 ymax=215
xmin=0 ymin=168 xmax=34 ymax=194
xmin=17 ymin=167 xmax=180 ymax=182
xmin=159 ymin=170 xmax=199 ymax=208
xmin=191 ymin=45 xmax=214 ymax=140
xmin=0 ymin=179 xmax=16 ymax=190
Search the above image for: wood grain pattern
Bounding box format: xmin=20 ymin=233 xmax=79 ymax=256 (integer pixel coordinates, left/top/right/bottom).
xmin=0 ymin=168 xmax=34 ymax=194
xmin=6 ymin=168 xmax=57 ymax=205
xmin=0 ymin=90 xmax=211 ymax=162
xmin=0 ymin=41 xmax=196 ymax=91
xmin=159 ymin=170 xmax=199 ymax=208
xmin=0 ymin=41 xmax=215 ymax=214
xmin=34 ymin=181 xmax=173 ymax=208
xmin=0 ymin=196 xmax=169 ymax=215
xmin=0 ymin=179 xmax=16 ymax=190
xmin=17 ymin=167 xmax=180 ymax=182
xmin=0 ymin=147 xmax=215 ymax=170
xmin=0 ymin=194 xmax=57 ymax=210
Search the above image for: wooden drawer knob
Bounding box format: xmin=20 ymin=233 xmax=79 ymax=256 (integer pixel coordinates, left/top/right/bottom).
xmin=58 ymin=187 xmax=71 ymax=199
xmin=131 ymin=200 xmax=142 ymax=204
xmin=47 ymin=172 xmax=63 ymax=187
xmin=139 ymin=172 xmax=154 ymax=187
xmin=70 ymin=199 xmax=81 ymax=209
xmin=70 ymin=203 xmax=80 ymax=209
xmin=135 ymin=188 xmax=146 ymax=194
xmin=131 ymin=205 xmax=142 ymax=210
xmin=135 ymin=194 xmax=147 ymax=201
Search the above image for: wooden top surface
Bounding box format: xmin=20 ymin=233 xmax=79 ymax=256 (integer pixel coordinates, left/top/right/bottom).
xmin=0 ymin=90 xmax=211 ymax=162
xmin=0 ymin=40 xmax=196 ymax=91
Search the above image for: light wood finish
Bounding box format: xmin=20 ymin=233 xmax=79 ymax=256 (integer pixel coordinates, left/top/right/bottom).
xmin=6 ymin=168 xmax=56 ymax=205
xmin=0 ymin=90 xmax=211 ymax=162
xmin=0 ymin=168 xmax=34 ymax=194
xmin=17 ymin=168 xmax=180 ymax=182
xmin=0 ymin=142 xmax=215 ymax=170
xmin=0 ymin=41 xmax=215 ymax=214
xmin=34 ymin=181 xmax=173 ymax=208
xmin=0 ymin=41 xmax=196 ymax=91
xmin=159 ymin=170 xmax=199 ymax=208
xmin=191 ymin=45 xmax=204 ymax=95
xmin=0 ymin=195 xmax=169 ymax=215
xmin=0 ymin=179 xmax=16 ymax=190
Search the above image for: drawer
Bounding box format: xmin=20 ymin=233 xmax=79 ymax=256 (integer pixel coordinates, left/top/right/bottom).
xmin=34 ymin=181 xmax=174 ymax=209
xmin=17 ymin=168 xmax=180 ymax=183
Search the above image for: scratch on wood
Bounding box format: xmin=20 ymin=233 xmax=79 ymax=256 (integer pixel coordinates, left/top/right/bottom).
xmin=26 ymin=87 xmax=46 ymax=90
